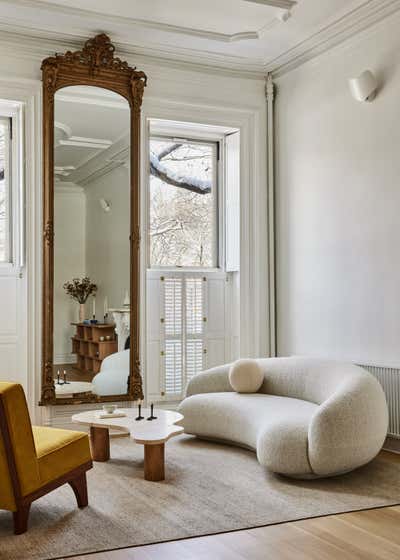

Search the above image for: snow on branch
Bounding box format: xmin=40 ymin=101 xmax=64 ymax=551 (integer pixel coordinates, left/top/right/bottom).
xmin=150 ymin=144 xmax=211 ymax=195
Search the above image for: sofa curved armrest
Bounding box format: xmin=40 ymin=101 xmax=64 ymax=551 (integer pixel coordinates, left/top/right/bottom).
xmin=185 ymin=364 xmax=233 ymax=397
xmin=308 ymin=374 xmax=388 ymax=476
xmin=101 ymin=349 xmax=129 ymax=372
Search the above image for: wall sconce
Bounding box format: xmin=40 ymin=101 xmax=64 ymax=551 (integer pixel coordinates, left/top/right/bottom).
xmin=349 ymin=70 xmax=378 ymax=102
xmin=99 ymin=198 xmax=111 ymax=213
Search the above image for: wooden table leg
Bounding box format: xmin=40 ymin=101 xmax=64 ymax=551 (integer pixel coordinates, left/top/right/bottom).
xmin=90 ymin=426 xmax=110 ymax=462
xmin=144 ymin=443 xmax=165 ymax=481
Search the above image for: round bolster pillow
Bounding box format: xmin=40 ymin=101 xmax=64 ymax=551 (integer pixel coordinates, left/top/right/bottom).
xmin=229 ymin=359 xmax=264 ymax=393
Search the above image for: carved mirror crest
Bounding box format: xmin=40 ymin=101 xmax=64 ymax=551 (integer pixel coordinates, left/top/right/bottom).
xmin=40 ymin=34 xmax=146 ymax=405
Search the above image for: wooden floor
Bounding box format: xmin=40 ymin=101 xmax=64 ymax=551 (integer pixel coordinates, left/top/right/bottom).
xmin=68 ymin=451 xmax=400 ymax=560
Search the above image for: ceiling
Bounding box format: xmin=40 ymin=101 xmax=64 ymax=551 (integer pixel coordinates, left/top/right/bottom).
xmin=0 ymin=0 xmax=397 ymax=75
xmin=54 ymin=86 xmax=129 ymax=183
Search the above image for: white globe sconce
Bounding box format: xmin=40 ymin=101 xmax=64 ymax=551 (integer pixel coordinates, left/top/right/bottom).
xmin=349 ymin=70 xmax=378 ymax=102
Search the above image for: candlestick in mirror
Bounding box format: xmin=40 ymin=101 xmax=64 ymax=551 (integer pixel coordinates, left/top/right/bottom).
xmin=147 ymin=403 xmax=157 ymax=421
xmin=63 ymin=370 xmax=70 ymax=384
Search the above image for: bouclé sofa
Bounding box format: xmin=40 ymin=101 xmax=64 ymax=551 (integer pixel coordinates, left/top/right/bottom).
xmin=178 ymin=357 xmax=388 ymax=478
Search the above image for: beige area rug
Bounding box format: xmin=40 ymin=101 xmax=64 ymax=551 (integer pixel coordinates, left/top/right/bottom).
xmin=1 ymin=435 xmax=400 ymax=560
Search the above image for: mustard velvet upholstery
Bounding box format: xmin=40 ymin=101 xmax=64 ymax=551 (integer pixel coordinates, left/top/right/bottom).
xmin=33 ymin=426 xmax=91 ymax=487
xmin=0 ymin=382 xmax=92 ymax=514
xmin=0 ymin=383 xmax=40 ymax=503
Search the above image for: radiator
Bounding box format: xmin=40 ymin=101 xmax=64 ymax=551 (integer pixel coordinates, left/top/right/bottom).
xmin=360 ymin=364 xmax=400 ymax=438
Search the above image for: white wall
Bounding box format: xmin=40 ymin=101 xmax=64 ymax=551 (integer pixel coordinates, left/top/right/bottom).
xmin=275 ymin=14 xmax=400 ymax=366
xmin=54 ymin=184 xmax=86 ymax=364
xmin=85 ymin=166 xmax=130 ymax=313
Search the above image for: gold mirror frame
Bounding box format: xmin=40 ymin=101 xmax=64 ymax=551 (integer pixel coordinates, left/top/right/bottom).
xmin=40 ymin=34 xmax=146 ymax=405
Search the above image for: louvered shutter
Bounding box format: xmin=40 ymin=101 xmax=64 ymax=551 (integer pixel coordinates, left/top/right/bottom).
xmin=163 ymin=277 xmax=183 ymax=397
xmin=147 ymin=271 xmax=228 ymax=402
xmin=185 ymin=276 xmax=205 ymax=385
xmin=146 ymin=271 xmax=163 ymax=402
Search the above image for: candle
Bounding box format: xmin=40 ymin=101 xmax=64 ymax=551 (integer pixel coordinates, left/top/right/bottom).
xmin=104 ymin=296 xmax=108 ymax=317
xmin=93 ymin=296 xmax=96 ymax=317
xmin=123 ymin=290 xmax=130 ymax=306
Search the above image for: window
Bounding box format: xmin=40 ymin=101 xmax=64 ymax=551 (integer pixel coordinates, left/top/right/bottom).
xmin=149 ymin=138 xmax=218 ymax=268
xmin=0 ymin=117 xmax=11 ymax=263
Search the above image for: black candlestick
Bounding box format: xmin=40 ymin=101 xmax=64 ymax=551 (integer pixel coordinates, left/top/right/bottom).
xmin=147 ymin=403 xmax=157 ymax=421
xmin=63 ymin=370 xmax=70 ymax=385
xmin=135 ymin=403 xmax=144 ymax=421
xmin=57 ymin=371 xmax=61 ymax=385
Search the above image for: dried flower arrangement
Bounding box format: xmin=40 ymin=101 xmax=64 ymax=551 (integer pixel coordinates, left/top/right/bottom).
xmin=63 ymin=277 xmax=97 ymax=304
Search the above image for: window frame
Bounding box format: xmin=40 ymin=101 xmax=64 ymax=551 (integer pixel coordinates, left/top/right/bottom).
xmin=0 ymin=101 xmax=23 ymax=275
xmin=148 ymin=134 xmax=221 ymax=271
xmin=0 ymin=116 xmax=12 ymax=264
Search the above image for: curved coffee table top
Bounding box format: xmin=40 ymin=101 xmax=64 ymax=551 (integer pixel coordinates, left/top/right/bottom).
xmin=55 ymin=381 xmax=94 ymax=397
xmin=72 ymin=408 xmax=184 ymax=445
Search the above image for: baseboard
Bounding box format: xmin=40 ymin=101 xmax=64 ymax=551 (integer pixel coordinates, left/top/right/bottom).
xmin=383 ymin=436 xmax=400 ymax=454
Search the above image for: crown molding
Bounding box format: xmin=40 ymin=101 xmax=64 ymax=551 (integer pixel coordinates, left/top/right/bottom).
xmin=0 ymin=0 xmax=398 ymax=80
xmin=69 ymin=133 xmax=130 ymax=186
xmin=244 ymin=0 xmax=296 ymax=7
xmin=0 ymin=25 xmax=266 ymax=79
xmin=269 ymin=0 xmax=400 ymax=76
xmin=54 ymin=183 xmax=84 ymax=194
xmin=5 ymin=0 xmax=287 ymax=44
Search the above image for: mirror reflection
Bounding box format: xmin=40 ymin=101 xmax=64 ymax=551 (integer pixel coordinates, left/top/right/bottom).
xmin=53 ymin=86 xmax=130 ymax=400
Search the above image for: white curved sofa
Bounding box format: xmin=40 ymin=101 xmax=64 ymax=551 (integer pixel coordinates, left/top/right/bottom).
xmin=178 ymin=357 xmax=388 ymax=478
xmin=92 ymin=349 xmax=129 ymax=397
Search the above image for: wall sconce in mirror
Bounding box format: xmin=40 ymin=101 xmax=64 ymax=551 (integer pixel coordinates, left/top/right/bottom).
xmin=349 ymin=70 xmax=378 ymax=102
xmin=99 ymin=198 xmax=111 ymax=213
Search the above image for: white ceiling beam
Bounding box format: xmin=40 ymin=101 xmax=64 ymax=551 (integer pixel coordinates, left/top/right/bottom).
xmin=243 ymin=0 xmax=296 ymax=8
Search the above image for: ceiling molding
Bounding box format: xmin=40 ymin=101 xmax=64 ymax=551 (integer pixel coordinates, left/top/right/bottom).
xmin=54 ymin=183 xmax=84 ymax=193
xmin=269 ymin=0 xmax=400 ymax=76
xmin=54 ymin=165 xmax=75 ymax=177
xmin=244 ymin=0 xmax=296 ymax=7
xmin=59 ymin=136 xmax=112 ymax=150
xmin=0 ymin=1 xmax=398 ymax=79
xmin=68 ymin=133 xmax=130 ymax=186
xmin=0 ymin=25 xmax=267 ymax=78
xmin=7 ymin=0 xmax=285 ymax=44
xmin=56 ymin=91 xmax=129 ymax=110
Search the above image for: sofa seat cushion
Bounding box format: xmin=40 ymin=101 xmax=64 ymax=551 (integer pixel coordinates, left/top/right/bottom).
xmin=180 ymin=393 xmax=318 ymax=475
xmin=32 ymin=426 xmax=91 ymax=486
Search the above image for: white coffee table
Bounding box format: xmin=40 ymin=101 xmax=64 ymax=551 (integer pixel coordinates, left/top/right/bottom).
xmin=72 ymin=408 xmax=183 ymax=481
xmin=55 ymin=381 xmax=94 ymax=398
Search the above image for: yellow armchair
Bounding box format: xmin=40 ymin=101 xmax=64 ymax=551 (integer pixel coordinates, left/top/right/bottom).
xmin=0 ymin=382 xmax=92 ymax=534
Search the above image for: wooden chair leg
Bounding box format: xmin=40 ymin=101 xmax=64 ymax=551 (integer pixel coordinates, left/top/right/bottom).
xmin=13 ymin=503 xmax=31 ymax=535
xmin=68 ymin=472 xmax=88 ymax=508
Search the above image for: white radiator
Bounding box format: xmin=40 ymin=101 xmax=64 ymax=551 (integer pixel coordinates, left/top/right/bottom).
xmin=360 ymin=364 xmax=400 ymax=438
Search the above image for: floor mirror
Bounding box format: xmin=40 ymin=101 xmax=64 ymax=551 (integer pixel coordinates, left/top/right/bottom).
xmin=40 ymin=34 xmax=146 ymax=405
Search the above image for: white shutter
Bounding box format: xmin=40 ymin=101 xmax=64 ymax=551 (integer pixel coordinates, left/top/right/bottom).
xmin=204 ymin=272 xmax=228 ymax=369
xmin=163 ymin=277 xmax=183 ymax=398
xmin=146 ymin=271 xmax=163 ymax=402
xmin=185 ymin=276 xmax=205 ymax=385
xmin=225 ymin=132 xmax=240 ymax=272
xmin=147 ymin=270 xmax=229 ymax=403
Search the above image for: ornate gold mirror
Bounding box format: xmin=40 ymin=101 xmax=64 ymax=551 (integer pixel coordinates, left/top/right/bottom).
xmin=40 ymin=34 xmax=146 ymax=405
